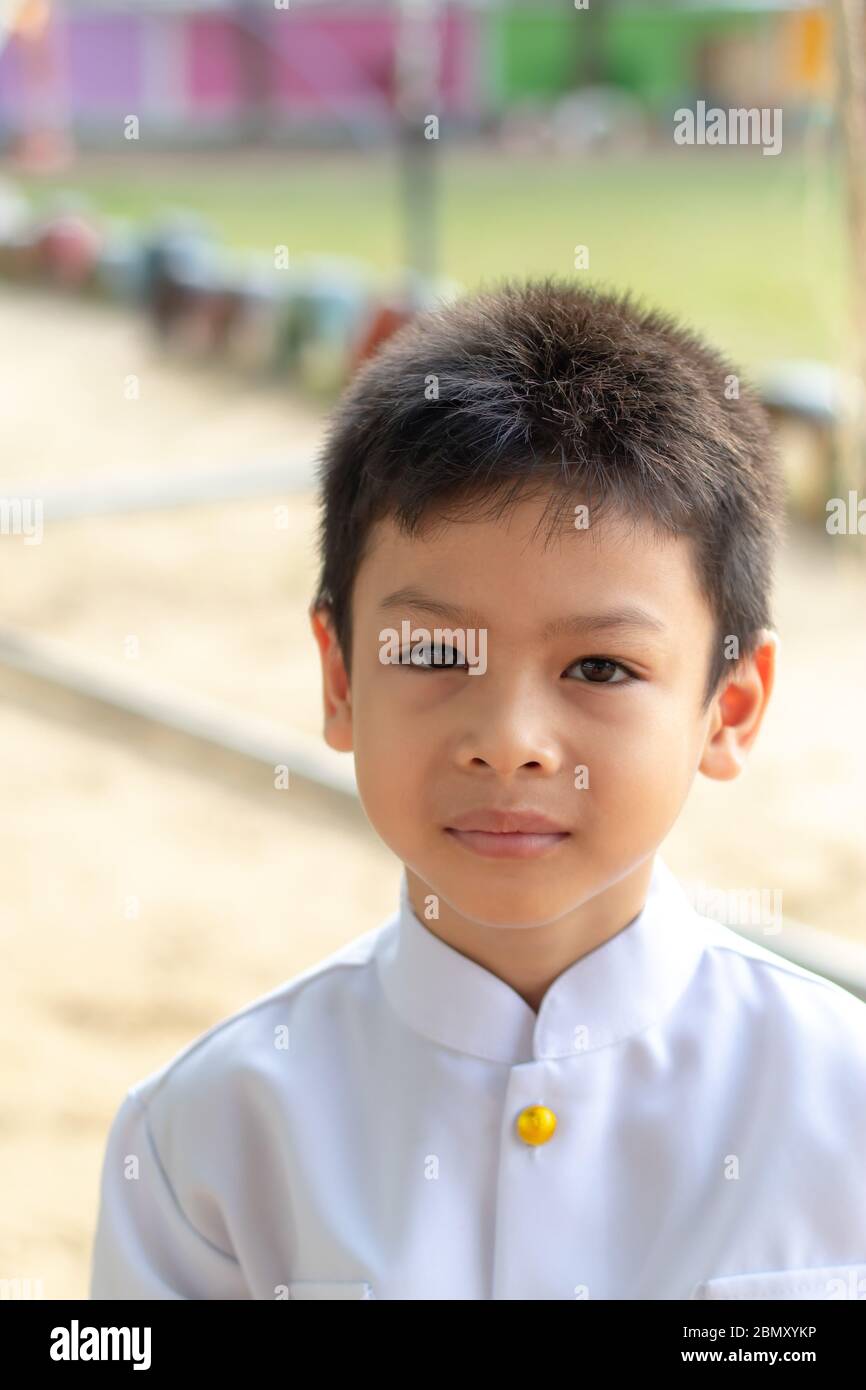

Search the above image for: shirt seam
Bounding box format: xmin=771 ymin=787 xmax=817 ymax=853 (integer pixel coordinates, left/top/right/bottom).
xmin=702 ymin=933 xmax=866 ymax=1003
xmin=128 ymin=1087 xmax=242 ymax=1266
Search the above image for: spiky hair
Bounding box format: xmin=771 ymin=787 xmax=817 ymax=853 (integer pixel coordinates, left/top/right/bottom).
xmin=311 ymin=276 xmax=785 ymax=709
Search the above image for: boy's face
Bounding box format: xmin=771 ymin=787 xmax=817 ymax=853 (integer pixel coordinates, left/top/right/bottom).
xmin=312 ymin=488 xmax=775 ymax=930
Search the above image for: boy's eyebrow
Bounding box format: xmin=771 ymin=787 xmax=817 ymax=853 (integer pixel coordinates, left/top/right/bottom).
xmin=378 ymin=586 xmax=668 ymax=638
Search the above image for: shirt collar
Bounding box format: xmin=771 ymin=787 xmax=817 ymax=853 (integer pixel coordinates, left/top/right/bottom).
xmin=375 ymin=854 xmax=708 ymax=1063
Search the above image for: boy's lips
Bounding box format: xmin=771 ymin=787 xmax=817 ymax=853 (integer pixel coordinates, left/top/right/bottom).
xmin=446 ymin=808 xmax=568 ymax=834
xmin=444 ymin=808 xmax=570 ymax=860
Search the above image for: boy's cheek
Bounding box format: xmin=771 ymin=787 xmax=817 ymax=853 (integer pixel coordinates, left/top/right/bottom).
xmin=590 ymin=732 xmax=699 ymax=803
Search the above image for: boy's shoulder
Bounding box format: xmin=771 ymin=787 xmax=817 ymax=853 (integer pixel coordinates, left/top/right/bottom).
xmin=686 ymin=901 xmax=866 ymax=1056
xmin=119 ymin=875 xmax=866 ymax=1127
xmin=126 ymin=913 xmax=393 ymax=1116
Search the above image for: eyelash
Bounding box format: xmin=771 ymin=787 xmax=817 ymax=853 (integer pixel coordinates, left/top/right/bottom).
xmin=565 ymin=657 xmax=640 ymax=687
xmin=398 ymin=647 xmax=640 ymax=686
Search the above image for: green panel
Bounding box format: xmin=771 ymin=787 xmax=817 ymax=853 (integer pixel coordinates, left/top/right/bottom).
xmin=493 ymin=10 xmax=580 ymax=102
xmin=605 ymin=7 xmax=774 ymax=112
xmin=487 ymin=5 xmax=776 ymax=112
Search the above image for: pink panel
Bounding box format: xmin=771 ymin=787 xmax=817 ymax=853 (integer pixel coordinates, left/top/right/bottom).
xmin=267 ymin=12 xmax=399 ymax=113
xmin=265 ymin=7 xmax=483 ymax=115
xmin=438 ymin=5 xmax=463 ymax=100
xmin=185 ymin=15 xmax=241 ymax=113
xmin=439 ymin=4 xmax=482 ymax=114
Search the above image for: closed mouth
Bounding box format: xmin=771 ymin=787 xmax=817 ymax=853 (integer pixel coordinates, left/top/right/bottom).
xmin=445 ymin=810 xmax=569 ymax=835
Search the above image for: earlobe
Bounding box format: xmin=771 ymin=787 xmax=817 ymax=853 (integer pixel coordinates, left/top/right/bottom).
xmin=698 ymin=629 xmax=778 ymax=782
xmin=698 ymin=720 xmax=746 ymax=782
xmin=309 ymin=603 xmax=354 ymax=754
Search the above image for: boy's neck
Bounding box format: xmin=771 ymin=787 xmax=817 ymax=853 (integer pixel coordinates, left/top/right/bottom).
xmin=405 ymin=856 xmax=658 ymax=1014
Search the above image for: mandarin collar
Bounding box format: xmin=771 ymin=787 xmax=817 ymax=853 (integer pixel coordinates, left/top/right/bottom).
xmin=375 ymin=854 xmax=707 ymax=1064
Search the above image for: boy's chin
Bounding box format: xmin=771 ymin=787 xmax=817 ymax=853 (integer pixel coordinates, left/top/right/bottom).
xmin=434 ymin=873 xmax=593 ymax=930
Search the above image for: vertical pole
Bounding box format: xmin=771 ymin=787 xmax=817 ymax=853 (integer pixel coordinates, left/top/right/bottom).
xmin=234 ymin=0 xmax=270 ymax=147
xmin=395 ymin=0 xmax=441 ymax=284
xmin=830 ymin=0 xmax=866 ymax=512
xmin=11 ymin=0 xmax=74 ymax=172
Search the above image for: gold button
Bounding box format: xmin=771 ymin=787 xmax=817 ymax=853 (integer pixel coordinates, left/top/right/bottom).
xmin=516 ymin=1104 xmax=557 ymax=1146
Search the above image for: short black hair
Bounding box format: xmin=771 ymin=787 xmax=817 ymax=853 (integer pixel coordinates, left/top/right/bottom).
xmin=311 ymin=276 xmax=786 ymax=710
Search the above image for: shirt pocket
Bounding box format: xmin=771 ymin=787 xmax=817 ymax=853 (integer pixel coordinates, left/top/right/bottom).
xmin=287 ymin=1280 xmax=375 ymax=1300
xmin=689 ymin=1263 xmax=866 ymax=1300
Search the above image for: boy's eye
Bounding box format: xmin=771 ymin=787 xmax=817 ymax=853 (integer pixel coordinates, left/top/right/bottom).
xmin=401 ymin=644 xmax=467 ymax=669
xmin=565 ymin=658 xmax=635 ymax=685
xmin=395 ymin=647 xmax=636 ymax=683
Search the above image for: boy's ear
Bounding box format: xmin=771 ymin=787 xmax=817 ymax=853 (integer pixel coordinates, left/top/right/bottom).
xmin=698 ymin=629 xmax=780 ymax=782
xmin=309 ymin=603 xmax=353 ymax=754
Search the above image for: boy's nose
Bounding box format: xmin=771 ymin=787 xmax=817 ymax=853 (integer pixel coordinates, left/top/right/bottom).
xmin=452 ymin=710 xmax=564 ymax=778
xmin=449 ymin=667 xmax=568 ymax=777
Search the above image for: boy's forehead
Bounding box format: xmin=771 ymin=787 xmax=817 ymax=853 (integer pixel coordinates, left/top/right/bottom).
xmin=368 ymin=493 xmax=641 ymax=560
xmin=358 ymin=497 xmax=710 ymax=631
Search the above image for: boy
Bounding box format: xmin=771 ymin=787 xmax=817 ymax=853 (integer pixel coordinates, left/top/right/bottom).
xmin=89 ymin=278 xmax=866 ymax=1300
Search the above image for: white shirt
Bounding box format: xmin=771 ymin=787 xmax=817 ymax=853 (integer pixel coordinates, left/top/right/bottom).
xmin=89 ymin=853 xmax=866 ymax=1300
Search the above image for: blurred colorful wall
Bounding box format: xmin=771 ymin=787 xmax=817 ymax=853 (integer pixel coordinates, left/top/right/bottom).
xmin=0 ymin=1 xmax=835 ymax=154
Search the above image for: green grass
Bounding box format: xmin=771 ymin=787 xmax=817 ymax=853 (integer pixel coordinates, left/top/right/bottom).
xmin=10 ymin=146 xmax=847 ymax=373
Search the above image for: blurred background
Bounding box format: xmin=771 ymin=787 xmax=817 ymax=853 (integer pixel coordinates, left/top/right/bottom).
xmin=1 ymin=0 xmax=864 ymax=1299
